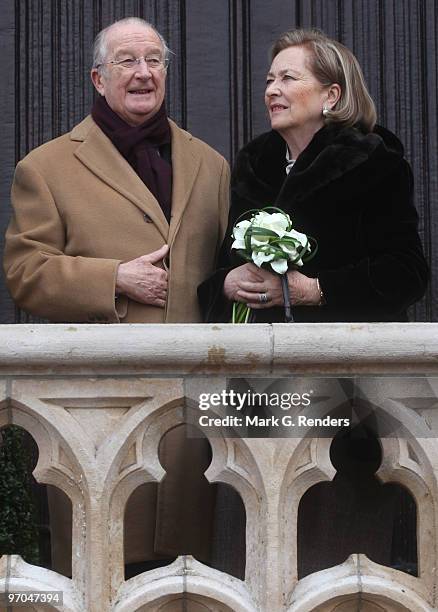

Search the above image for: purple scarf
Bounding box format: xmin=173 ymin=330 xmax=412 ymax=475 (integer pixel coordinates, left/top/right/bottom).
xmin=92 ymin=96 xmax=172 ymax=221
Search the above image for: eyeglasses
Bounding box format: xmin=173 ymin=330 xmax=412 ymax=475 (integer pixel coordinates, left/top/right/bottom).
xmin=97 ymin=55 xmax=169 ymax=71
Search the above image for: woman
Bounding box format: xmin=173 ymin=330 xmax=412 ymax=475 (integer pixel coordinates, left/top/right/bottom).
xmin=199 ymin=29 xmax=428 ymax=322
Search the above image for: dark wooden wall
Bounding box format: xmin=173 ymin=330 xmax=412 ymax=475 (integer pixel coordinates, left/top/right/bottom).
xmin=1 ymin=0 xmax=436 ymax=322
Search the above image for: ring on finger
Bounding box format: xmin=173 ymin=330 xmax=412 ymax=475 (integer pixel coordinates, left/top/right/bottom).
xmin=259 ymin=292 xmax=269 ymax=304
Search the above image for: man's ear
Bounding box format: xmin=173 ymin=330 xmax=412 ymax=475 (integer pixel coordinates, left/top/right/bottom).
xmin=91 ymin=68 xmax=105 ymax=96
xmin=327 ymin=83 xmax=341 ymax=108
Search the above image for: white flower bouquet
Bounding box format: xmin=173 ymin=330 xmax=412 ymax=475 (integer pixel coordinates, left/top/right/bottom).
xmin=230 ymin=207 xmax=317 ymax=323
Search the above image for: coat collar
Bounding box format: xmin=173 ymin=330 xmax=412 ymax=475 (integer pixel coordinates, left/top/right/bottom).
xmin=71 ymin=116 xmax=200 ymax=245
xmin=233 ymin=123 xmax=405 ymax=206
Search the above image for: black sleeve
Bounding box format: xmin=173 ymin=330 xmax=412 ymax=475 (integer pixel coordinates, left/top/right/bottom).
xmin=318 ymin=160 xmax=428 ymax=317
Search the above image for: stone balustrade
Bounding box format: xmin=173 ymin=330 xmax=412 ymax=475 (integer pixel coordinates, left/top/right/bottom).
xmin=1 ymin=323 xmax=438 ymax=612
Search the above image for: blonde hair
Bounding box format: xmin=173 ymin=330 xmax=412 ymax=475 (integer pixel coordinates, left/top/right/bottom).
xmin=271 ymin=29 xmax=376 ymax=131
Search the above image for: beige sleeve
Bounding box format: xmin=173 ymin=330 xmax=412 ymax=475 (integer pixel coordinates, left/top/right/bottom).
xmin=3 ymin=159 xmax=122 ymax=322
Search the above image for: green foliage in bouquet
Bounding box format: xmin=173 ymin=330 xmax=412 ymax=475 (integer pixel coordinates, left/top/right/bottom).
xmin=231 ymin=207 xmax=317 ymax=322
xmin=232 ymin=207 xmax=317 ymax=273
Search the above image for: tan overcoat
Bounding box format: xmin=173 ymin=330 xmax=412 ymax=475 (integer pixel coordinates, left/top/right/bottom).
xmin=4 ymin=117 xmax=230 ymax=570
xmin=4 ymin=116 xmax=230 ymax=323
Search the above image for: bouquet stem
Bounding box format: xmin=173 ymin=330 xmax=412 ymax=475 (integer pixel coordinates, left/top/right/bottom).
xmin=232 ymin=302 xmax=252 ymax=323
xmin=281 ymin=273 xmax=294 ymax=323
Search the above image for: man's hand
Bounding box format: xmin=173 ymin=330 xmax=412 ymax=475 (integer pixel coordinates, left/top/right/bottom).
xmin=116 ymin=244 xmax=169 ymax=308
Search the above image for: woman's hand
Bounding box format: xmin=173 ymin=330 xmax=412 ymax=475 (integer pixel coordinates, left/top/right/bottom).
xmin=224 ymin=264 xmax=321 ymax=308
xmin=223 ymin=264 xmax=266 ymax=302
xmin=286 ymin=270 xmax=322 ymax=306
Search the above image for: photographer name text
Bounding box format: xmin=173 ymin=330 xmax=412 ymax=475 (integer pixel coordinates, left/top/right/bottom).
xmin=198 ymin=414 xmax=350 ymax=428
xmin=197 ymin=391 xmax=350 ymax=429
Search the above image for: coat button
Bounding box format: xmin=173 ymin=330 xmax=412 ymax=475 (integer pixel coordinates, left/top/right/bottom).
xmin=143 ymin=213 xmax=153 ymax=223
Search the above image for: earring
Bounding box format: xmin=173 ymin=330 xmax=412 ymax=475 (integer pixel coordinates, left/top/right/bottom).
xmin=322 ymin=106 xmax=330 ymax=117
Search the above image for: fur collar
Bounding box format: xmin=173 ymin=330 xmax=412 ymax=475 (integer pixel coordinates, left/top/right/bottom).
xmin=232 ymin=123 xmax=405 ymax=205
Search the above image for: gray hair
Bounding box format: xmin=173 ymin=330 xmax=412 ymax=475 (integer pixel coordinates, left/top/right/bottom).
xmin=92 ymin=17 xmax=170 ymax=70
xmin=271 ymin=29 xmax=377 ymax=132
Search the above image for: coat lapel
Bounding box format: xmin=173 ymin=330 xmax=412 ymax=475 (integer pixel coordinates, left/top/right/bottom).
xmin=167 ymin=120 xmax=201 ymax=246
xmin=71 ymin=116 xmax=169 ymax=241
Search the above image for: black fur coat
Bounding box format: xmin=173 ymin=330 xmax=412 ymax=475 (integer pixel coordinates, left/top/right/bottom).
xmin=198 ymin=123 xmax=428 ymax=322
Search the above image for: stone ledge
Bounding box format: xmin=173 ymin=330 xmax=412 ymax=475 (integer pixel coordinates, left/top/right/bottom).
xmin=287 ymin=554 xmax=430 ymax=611
xmin=0 ymin=323 xmax=437 ymax=376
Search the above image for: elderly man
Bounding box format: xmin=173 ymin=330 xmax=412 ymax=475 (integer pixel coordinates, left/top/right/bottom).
xmin=4 ymin=17 xmax=229 ymax=323
xmin=3 ymin=17 xmax=229 ymax=575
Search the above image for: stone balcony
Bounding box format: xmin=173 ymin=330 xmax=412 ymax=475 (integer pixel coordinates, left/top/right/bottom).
xmin=0 ymin=323 xmax=437 ymax=612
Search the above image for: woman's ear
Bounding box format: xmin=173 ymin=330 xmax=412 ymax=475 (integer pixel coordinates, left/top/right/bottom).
xmin=326 ymin=83 xmax=341 ymax=109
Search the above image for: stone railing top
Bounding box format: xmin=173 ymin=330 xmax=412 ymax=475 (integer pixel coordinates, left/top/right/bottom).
xmin=0 ymin=323 xmax=437 ymax=376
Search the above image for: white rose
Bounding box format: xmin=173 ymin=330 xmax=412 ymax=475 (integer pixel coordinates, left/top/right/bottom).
xmin=270 ymin=258 xmax=288 ymax=274
xmin=252 ymin=211 xmax=270 ymax=226
xmin=252 ymin=250 xmax=275 ymax=267
xmin=280 ymin=243 xmax=306 ymax=267
xmin=231 ymin=220 xmax=251 ymax=249
xmin=254 ymin=211 xmax=291 ymax=237
xmin=280 ymin=244 xmax=299 ymax=258
xmin=284 ymin=228 xmax=309 ymax=248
